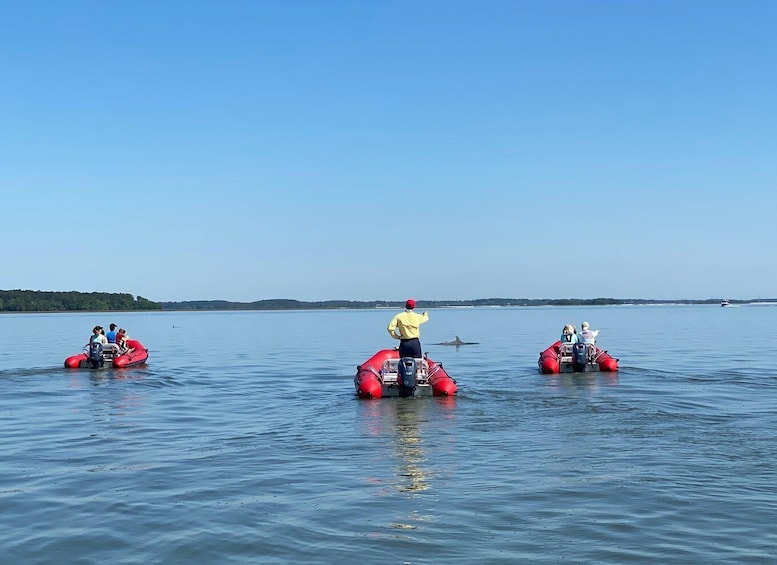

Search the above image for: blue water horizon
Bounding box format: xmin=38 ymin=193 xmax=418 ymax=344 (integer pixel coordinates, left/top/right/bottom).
xmin=1 ymin=304 xmax=775 ymax=563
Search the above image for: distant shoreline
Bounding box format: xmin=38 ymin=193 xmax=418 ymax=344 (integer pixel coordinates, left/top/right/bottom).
xmin=0 ymin=290 xmax=774 ymax=313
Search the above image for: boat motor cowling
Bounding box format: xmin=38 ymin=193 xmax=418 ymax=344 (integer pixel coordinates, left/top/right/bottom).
xmin=88 ymin=341 xmax=104 ymax=369
xmin=397 ymin=357 xmax=418 ymax=397
xmin=572 ymin=343 xmax=588 ymax=372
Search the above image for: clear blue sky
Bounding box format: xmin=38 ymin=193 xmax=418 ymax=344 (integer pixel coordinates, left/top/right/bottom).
xmin=2 ymin=1 xmax=775 ymax=302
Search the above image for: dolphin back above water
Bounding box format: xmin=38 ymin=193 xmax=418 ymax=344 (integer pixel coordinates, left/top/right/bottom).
xmin=434 ymin=336 xmax=479 ymax=346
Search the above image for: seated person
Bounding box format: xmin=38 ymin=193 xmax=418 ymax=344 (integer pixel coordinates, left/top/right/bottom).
xmin=90 ymin=326 xmax=108 ymax=345
xmin=116 ymin=328 xmax=134 ymax=354
xmin=579 ymin=321 xmax=599 ymax=345
xmin=560 ymin=324 xmax=579 ymax=345
xmin=105 ymin=323 xmax=118 ymax=343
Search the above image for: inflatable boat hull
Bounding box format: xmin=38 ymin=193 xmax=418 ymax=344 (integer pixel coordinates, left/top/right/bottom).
xmin=538 ymin=341 xmax=618 ymax=374
xmin=64 ymin=339 xmax=149 ymax=369
xmin=355 ymin=349 xmax=457 ymax=399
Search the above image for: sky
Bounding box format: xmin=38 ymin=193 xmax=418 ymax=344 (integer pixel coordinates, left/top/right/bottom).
xmin=2 ymin=0 xmax=775 ymax=302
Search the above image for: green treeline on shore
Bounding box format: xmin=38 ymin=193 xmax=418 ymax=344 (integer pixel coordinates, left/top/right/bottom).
xmin=159 ymin=297 xmax=759 ymax=310
xmin=0 ymin=290 xmax=161 ymax=312
xmin=0 ymin=290 xmax=770 ymax=312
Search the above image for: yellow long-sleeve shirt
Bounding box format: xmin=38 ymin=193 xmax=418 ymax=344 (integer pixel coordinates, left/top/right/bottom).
xmin=387 ymin=310 xmax=429 ymax=340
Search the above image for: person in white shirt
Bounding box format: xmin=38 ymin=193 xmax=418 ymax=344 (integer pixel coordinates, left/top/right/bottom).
xmin=579 ymin=321 xmax=599 ymax=345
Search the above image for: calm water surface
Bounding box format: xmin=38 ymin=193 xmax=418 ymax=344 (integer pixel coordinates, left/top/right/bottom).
xmin=1 ymin=305 xmax=776 ymax=564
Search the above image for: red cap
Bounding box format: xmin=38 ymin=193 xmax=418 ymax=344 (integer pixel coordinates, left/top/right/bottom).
xmin=405 ymin=299 xmax=416 ymax=309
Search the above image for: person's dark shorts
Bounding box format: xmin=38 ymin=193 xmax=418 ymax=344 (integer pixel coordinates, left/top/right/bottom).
xmin=399 ymin=338 xmax=422 ymax=358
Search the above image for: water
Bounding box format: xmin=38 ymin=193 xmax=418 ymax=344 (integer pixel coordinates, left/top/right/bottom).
xmin=1 ymin=305 xmax=776 ymax=563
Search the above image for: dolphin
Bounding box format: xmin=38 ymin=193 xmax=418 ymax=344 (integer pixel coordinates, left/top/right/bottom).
xmin=434 ymin=336 xmax=479 ymax=346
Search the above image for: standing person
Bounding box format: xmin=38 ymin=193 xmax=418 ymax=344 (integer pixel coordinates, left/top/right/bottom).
xmin=579 ymin=321 xmax=599 ymax=345
xmin=105 ymin=323 xmax=118 ymax=344
xmin=387 ymin=299 xmax=429 ymax=358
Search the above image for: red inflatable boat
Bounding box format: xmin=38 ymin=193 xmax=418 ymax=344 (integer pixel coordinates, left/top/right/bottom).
xmin=355 ymin=349 xmax=457 ymax=399
xmin=538 ymin=341 xmax=618 ymax=374
xmin=64 ymin=339 xmax=149 ymax=369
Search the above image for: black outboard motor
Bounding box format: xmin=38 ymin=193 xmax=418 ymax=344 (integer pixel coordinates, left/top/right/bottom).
xmin=572 ymin=343 xmax=588 ymax=372
xmin=88 ymin=341 xmax=104 ymax=369
xmin=397 ymin=357 xmax=418 ymax=397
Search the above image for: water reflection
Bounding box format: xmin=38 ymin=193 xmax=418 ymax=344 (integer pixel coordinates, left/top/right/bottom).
xmin=543 ymin=372 xmax=619 ymax=395
xmin=359 ymin=398 xmax=456 ymax=494
xmin=64 ymin=369 xmax=149 ymax=424
xmin=357 ymin=397 xmax=458 ymax=537
xmin=393 ymin=401 xmax=431 ymax=493
xmin=89 ymin=366 xmax=148 ymax=384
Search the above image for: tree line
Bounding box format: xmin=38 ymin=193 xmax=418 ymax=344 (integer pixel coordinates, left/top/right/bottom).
xmin=0 ymin=290 xmax=766 ymax=313
xmin=0 ymin=290 xmax=161 ymax=312
xmin=157 ymin=297 xmax=751 ymax=310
